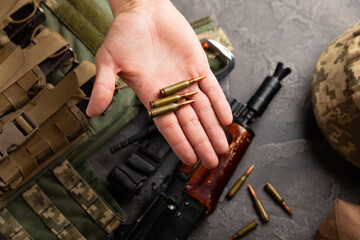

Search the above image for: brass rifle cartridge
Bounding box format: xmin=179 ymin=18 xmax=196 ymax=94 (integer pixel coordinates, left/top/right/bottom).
xmin=227 ymin=164 xmax=254 ymax=199
xmin=150 ymin=91 xmax=197 ymax=108
xmin=147 ymin=100 xmax=195 ymax=118
xmin=264 ymin=182 xmax=292 ymax=215
xmin=159 ymin=76 xmax=205 ymax=97
xmin=228 ymin=220 xmax=258 ymax=240
xmin=248 ymin=184 xmax=269 ymax=222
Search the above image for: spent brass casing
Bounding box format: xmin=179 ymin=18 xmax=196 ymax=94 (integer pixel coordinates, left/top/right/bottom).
xmin=228 ymin=220 xmax=258 ymax=240
xmin=248 ymin=184 xmax=269 ymax=222
xmin=159 ymin=76 xmax=205 ymax=97
xmin=149 ymin=91 xmax=197 ymax=108
xmin=265 ymin=182 xmax=292 ymax=215
xmin=147 ymin=100 xmax=195 ymax=118
xmin=227 ymin=164 xmax=254 ymax=199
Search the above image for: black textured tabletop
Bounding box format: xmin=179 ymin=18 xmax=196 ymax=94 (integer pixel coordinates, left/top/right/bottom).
xmin=88 ymin=1 xmax=360 ymax=239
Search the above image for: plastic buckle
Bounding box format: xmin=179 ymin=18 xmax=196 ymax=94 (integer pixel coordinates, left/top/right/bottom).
xmin=0 ymin=111 xmax=38 ymax=161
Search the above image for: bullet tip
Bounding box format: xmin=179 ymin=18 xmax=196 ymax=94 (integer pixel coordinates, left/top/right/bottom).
xmin=245 ymin=164 xmax=255 ymax=175
xmin=283 ymin=203 xmax=293 ymax=215
xmin=184 ymin=91 xmax=198 ymax=97
xmin=191 ymin=75 xmax=206 ymax=83
xmin=248 ymin=184 xmax=256 ymax=196
xmin=182 ymin=100 xmax=195 ymax=105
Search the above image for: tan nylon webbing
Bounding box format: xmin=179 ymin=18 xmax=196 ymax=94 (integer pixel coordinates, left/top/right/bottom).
xmin=0 ymin=67 xmax=46 ymax=118
xmin=0 ymin=62 xmax=92 ymax=196
xmin=0 ymin=0 xmax=32 ymax=29
xmin=22 ymin=183 xmax=86 ymax=240
xmin=9 ymin=147 xmax=37 ymax=178
xmin=0 ymin=30 xmax=10 ymax=47
xmin=74 ymin=60 xmax=96 ymax=87
xmin=25 ymin=71 xmax=79 ymax=126
xmin=38 ymin=120 xmax=69 ymax=153
xmin=17 ymin=67 xmax=46 ymax=93
xmin=52 ymin=160 xmax=123 ymax=233
xmin=0 ymin=45 xmax=24 ymax=89
xmin=3 ymin=84 xmax=29 ymax=109
xmin=0 ymin=158 xmax=18 ymax=184
xmin=0 ymin=42 xmax=14 ymax=64
xmin=0 ymin=28 xmax=68 ymax=92
xmin=0 ymin=207 xmax=32 ymax=240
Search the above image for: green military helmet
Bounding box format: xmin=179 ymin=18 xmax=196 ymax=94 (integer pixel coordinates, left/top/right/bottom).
xmin=312 ymin=21 xmax=360 ymax=168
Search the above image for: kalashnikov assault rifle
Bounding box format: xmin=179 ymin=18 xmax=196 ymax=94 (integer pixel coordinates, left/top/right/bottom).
xmin=115 ymin=62 xmax=291 ymax=240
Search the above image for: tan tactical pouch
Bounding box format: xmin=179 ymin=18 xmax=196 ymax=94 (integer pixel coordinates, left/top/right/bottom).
xmin=0 ymin=1 xmax=140 ymax=239
xmin=315 ymin=199 xmax=360 ymax=240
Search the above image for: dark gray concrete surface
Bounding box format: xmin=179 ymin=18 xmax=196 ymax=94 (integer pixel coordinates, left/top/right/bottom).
xmin=88 ymin=1 xmax=360 ymax=239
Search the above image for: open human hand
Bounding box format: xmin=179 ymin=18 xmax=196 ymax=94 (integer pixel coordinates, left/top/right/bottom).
xmin=86 ymin=0 xmax=233 ymax=168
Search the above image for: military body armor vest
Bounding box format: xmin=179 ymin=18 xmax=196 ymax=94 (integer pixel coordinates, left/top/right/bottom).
xmin=0 ymin=1 xmax=139 ymax=239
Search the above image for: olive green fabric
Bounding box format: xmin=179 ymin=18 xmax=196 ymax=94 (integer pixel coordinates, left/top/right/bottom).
xmin=42 ymin=0 xmax=109 ymax=54
xmin=22 ymin=183 xmax=86 ymax=240
xmin=52 ymin=160 xmax=122 ymax=233
xmin=7 ymin=169 xmax=106 ymax=240
xmin=312 ymin=21 xmax=360 ymax=168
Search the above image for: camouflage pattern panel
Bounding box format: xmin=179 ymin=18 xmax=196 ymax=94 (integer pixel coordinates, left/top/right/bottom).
xmin=312 ymin=21 xmax=360 ymax=168
xmin=22 ymin=183 xmax=85 ymax=240
xmin=52 ymin=160 xmax=123 ymax=233
xmin=191 ymin=16 xmax=234 ymax=61
xmin=0 ymin=208 xmax=32 ymax=240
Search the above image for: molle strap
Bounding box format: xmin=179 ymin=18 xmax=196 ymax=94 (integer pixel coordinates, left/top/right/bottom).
xmin=0 ymin=43 xmax=14 ymax=64
xmin=0 ymin=158 xmax=20 ymax=185
xmin=9 ymin=146 xmax=37 ymax=178
xmin=0 ymin=67 xmax=46 ymax=118
xmin=0 ymin=71 xmax=77 ymax=162
xmin=0 ymin=30 xmax=9 ymax=48
xmin=25 ymin=71 xmax=79 ymax=126
xmin=22 ymin=183 xmax=86 ymax=240
xmin=52 ymin=160 xmax=123 ymax=233
xmin=0 ymin=95 xmax=11 ymax=117
xmin=68 ymin=104 xmax=88 ymax=133
xmin=17 ymin=67 xmax=46 ymax=93
xmin=50 ymin=106 xmax=86 ymax=141
xmin=0 ymin=43 xmax=24 ymax=88
xmin=0 ymin=0 xmax=32 ymax=29
xmin=0 ymin=207 xmax=32 ymax=240
xmin=0 ymin=27 xmax=68 ymax=92
xmin=3 ymin=82 xmax=29 ymax=110
xmin=38 ymin=120 xmax=69 ymax=154
xmin=73 ymin=60 xmax=96 ymax=87
xmin=25 ymin=132 xmax=52 ymax=163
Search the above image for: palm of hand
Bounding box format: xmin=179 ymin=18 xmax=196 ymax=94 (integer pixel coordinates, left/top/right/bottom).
xmin=87 ymin=1 xmax=232 ymax=168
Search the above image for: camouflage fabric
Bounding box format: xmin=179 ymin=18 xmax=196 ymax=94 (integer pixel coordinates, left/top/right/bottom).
xmin=0 ymin=208 xmax=31 ymax=240
xmin=22 ymin=184 xmax=85 ymax=240
xmin=312 ymin=21 xmax=360 ymax=167
xmin=52 ymin=160 xmax=122 ymax=233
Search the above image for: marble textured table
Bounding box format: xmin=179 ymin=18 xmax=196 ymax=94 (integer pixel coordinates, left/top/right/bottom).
xmin=88 ymin=1 xmax=360 ymax=239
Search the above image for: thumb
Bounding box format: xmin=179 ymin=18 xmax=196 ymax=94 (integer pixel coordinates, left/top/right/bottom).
xmin=86 ymin=49 xmax=118 ymax=117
